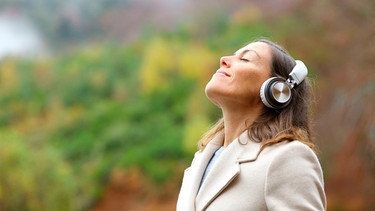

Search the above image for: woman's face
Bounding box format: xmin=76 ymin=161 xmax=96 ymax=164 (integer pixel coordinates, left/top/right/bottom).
xmin=205 ymin=41 xmax=272 ymax=107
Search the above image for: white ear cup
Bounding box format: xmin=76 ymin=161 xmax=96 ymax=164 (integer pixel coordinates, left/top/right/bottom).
xmin=260 ymin=77 xmax=292 ymax=109
xmin=260 ymin=77 xmax=275 ymax=109
xmin=260 ymin=60 xmax=308 ymax=109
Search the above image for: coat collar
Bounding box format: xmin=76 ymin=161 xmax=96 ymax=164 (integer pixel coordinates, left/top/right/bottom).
xmin=194 ymin=130 xmax=262 ymax=210
xmin=179 ymin=132 xmax=225 ymax=210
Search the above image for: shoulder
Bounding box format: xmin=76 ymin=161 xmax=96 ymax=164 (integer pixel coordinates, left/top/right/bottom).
xmin=263 ymin=141 xmax=326 ymax=210
xmin=261 ymin=140 xmax=323 ymax=178
xmin=251 ymin=140 xmax=324 ymax=193
xmin=262 ymin=140 xmax=318 ymax=162
xmin=269 ymin=140 xmax=314 ymax=152
xmin=266 ymin=141 xmax=324 ymax=190
xmin=238 ymin=140 xmax=322 ymax=179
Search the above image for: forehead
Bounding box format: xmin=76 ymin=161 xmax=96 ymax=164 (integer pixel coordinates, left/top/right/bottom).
xmin=235 ymin=42 xmax=271 ymax=59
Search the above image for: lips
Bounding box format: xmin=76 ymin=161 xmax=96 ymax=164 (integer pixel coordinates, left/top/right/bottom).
xmin=216 ymin=70 xmax=231 ymax=77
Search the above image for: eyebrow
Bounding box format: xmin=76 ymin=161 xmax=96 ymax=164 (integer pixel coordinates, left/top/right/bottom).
xmin=234 ymin=49 xmax=261 ymax=59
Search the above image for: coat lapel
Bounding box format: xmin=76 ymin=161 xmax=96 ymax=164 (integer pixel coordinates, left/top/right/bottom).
xmin=196 ymin=130 xmax=262 ymax=210
xmin=179 ymin=132 xmax=225 ymax=210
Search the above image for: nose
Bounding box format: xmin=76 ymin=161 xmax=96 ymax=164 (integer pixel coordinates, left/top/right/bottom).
xmin=220 ymin=56 xmax=231 ymax=68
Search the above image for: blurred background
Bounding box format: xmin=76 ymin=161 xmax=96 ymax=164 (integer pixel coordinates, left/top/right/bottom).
xmin=0 ymin=0 xmax=374 ymax=210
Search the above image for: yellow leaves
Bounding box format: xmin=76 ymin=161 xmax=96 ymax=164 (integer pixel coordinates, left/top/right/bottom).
xmin=178 ymin=44 xmax=217 ymax=89
xmin=139 ymin=37 xmax=217 ymax=94
xmin=183 ymin=114 xmax=211 ymax=153
xmin=0 ymin=59 xmax=19 ymax=92
xmin=138 ymin=37 xmax=218 ymax=152
xmin=139 ymin=37 xmax=176 ymax=94
xmin=183 ymin=92 xmax=212 ymax=153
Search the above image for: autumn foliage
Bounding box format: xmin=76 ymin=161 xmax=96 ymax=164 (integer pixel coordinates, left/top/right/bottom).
xmin=0 ymin=0 xmax=374 ymax=210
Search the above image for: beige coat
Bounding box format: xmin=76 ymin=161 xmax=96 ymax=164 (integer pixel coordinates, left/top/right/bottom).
xmin=177 ymin=131 xmax=326 ymax=211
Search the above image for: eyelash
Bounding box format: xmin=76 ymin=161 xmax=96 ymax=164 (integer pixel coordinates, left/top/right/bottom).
xmin=240 ymin=58 xmax=249 ymax=62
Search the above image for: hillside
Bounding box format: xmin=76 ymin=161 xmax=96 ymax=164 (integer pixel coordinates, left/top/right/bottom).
xmin=0 ymin=0 xmax=374 ymax=210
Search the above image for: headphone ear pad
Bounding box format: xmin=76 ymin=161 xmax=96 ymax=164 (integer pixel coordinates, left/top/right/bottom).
xmin=260 ymin=77 xmax=292 ymax=109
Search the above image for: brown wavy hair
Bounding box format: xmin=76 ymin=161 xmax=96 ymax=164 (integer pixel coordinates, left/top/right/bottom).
xmin=198 ymin=39 xmax=315 ymax=153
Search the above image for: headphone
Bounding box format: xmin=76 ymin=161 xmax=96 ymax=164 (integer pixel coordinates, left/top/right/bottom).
xmin=260 ymin=60 xmax=308 ymax=109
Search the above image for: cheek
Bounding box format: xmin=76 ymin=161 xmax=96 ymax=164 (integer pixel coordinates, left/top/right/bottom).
xmin=240 ymin=71 xmax=260 ymax=86
xmin=239 ymin=73 xmax=266 ymax=97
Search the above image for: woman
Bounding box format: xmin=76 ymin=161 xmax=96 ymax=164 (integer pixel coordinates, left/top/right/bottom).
xmin=177 ymin=39 xmax=326 ymax=210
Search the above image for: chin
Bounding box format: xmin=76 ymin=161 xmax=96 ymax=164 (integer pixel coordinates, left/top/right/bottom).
xmin=205 ymin=81 xmax=216 ymax=98
xmin=205 ymin=84 xmax=224 ymax=107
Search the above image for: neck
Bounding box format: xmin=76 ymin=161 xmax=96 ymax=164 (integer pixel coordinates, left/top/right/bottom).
xmin=221 ymin=104 xmax=263 ymax=147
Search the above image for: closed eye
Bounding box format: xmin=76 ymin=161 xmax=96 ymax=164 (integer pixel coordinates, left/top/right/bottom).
xmin=240 ymin=58 xmax=249 ymax=62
